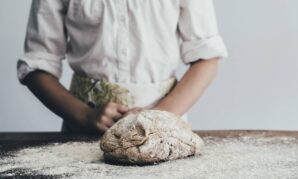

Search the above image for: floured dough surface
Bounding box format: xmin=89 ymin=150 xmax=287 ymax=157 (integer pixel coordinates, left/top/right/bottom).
xmin=100 ymin=110 xmax=204 ymax=165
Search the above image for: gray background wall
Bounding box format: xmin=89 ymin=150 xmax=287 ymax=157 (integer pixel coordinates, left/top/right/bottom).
xmin=0 ymin=0 xmax=297 ymax=131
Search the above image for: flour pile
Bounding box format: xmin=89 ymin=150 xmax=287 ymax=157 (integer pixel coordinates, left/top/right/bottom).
xmin=1 ymin=136 xmax=298 ymax=178
xmin=100 ymin=109 xmax=204 ymax=164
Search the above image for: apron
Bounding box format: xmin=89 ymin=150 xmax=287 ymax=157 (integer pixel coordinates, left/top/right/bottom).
xmin=61 ymin=73 xmax=188 ymax=133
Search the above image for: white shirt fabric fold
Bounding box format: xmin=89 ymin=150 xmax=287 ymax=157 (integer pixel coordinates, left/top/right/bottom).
xmin=17 ymin=0 xmax=228 ymax=84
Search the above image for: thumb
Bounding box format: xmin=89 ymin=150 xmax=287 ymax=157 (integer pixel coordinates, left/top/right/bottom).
xmin=117 ymin=104 xmax=129 ymax=113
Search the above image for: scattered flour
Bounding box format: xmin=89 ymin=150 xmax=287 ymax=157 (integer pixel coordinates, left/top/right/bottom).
xmin=1 ymin=136 xmax=298 ymax=179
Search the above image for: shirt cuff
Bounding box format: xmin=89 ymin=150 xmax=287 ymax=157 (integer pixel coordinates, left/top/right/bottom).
xmin=180 ymin=34 xmax=228 ymax=65
xmin=17 ymin=52 xmax=63 ymax=84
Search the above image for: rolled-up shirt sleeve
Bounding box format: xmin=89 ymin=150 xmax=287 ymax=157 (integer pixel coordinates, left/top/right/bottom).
xmin=178 ymin=0 xmax=228 ymax=65
xmin=17 ymin=0 xmax=67 ymax=84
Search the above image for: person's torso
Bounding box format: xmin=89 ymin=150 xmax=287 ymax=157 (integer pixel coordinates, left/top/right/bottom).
xmin=62 ymin=0 xmax=183 ymax=83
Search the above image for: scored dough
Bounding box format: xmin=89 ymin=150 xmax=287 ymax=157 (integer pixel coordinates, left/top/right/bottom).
xmin=100 ymin=109 xmax=204 ymax=165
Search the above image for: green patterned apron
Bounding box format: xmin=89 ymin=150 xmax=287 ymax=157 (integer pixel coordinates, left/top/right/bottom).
xmin=61 ymin=73 xmax=179 ymax=133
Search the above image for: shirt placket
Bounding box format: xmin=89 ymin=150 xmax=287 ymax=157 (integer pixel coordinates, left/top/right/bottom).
xmin=116 ymin=0 xmax=129 ymax=82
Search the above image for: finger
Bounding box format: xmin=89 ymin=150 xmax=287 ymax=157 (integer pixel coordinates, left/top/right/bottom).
xmin=117 ymin=104 xmax=129 ymax=113
xmin=121 ymin=111 xmax=131 ymax=118
xmin=105 ymin=102 xmax=117 ymax=108
xmin=112 ymin=111 xmax=124 ymax=122
xmin=101 ymin=115 xmax=115 ymax=127
xmin=121 ymin=108 xmax=138 ymax=119
xmin=103 ymin=107 xmax=124 ymax=120
xmin=113 ymin=113 xmax=127 ymax=122
xmin=132 ymin=107 xmax=144 ymax=113
xmin=126 ymin=107 xmax=144 ymax=115
xmin=100 ymin=102 xmax=115 ymax=113
xmin=96 ymin=122 xmax=109 ymax=133
xmin=102 ymin=106 xmax=117 ymax=118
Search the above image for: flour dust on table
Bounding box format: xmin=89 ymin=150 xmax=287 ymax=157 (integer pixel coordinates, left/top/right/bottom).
xmin=1 ymin=136 xmax=298 ymax=178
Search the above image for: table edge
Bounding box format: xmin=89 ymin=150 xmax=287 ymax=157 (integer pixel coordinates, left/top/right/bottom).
xmin=0 ymin=130 xmax=298 ymax=142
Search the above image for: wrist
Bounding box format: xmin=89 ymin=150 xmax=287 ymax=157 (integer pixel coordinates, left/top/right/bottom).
xmin=151 ymin=104 xmax=169 ymax=113
xmin=74 ymin=104 xmax=95 ymax=124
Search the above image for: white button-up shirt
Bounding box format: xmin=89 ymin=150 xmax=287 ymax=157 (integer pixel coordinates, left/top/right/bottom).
xmin=17 ymin=0 xmax=228 ymax=84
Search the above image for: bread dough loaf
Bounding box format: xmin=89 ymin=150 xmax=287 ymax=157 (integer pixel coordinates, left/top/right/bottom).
xmin=100 ymin=110 xmax=204 ymax=165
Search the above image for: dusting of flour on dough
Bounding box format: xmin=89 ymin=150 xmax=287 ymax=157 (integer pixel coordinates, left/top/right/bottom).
xmin=100 ymin=110 xmax=204 ymax=164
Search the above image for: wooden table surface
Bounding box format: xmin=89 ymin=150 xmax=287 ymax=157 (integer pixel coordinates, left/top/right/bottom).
xmin=1 ymin=130 xmax=298 ymax=142
xmin=1 ymin=130 xmax=297 ymax=159
xmin=1 ymin=130 xmax=298 ymax=178
xmin=194 ymin=130 xmax=298 ymax=138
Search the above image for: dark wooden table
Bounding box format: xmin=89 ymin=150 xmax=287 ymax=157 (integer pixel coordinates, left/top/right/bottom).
xmin=1 ymin=130 xmax=298 ymax=142
xmin=1 ymin=130 xmax=298 ymax=152
xmin=1 ymin=130 xmax=298 ymax=178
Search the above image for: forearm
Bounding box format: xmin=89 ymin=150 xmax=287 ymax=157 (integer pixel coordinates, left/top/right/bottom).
xmin=23 ymin=70 xmax=90 ymax=124
xmin=153 ymin=58 xmax=220 ymax=116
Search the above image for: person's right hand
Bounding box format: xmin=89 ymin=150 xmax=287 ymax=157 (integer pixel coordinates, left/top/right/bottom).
xmin=82 ymin=102 xmax=129 ymax=134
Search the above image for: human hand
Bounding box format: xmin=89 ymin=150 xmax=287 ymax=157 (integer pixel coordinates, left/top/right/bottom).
xmin=150 ymin=105 xmax=165 ymax=111
xmin=82 ymin=102 xmax=129 ymax=134
xmin=122 ymin=107 xmax=145 ymax=117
